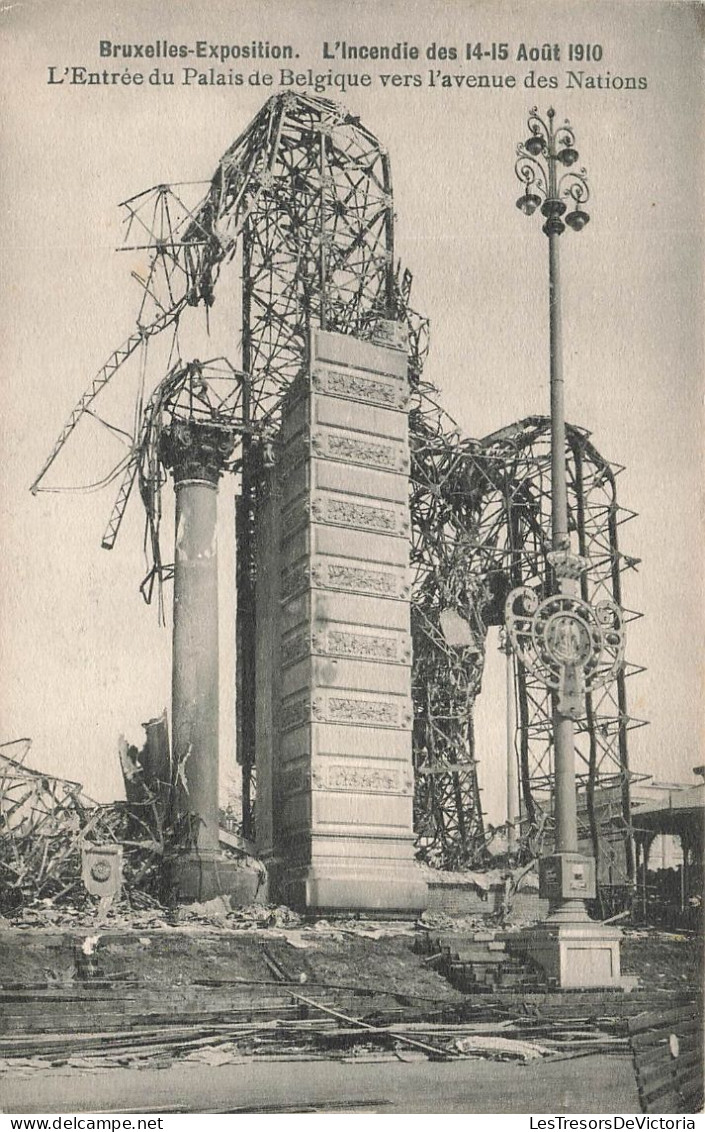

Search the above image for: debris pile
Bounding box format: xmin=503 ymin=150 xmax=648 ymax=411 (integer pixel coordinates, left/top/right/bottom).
xmin=0 ymin=1005 xmax=632 ymax=1074
xmin=0 ymin=731 xmax=264 ymax=917
xmin=0 ymin=744 xmax=133 ymax=914
xmin=0 ymin=750 xmax=214 ymax=916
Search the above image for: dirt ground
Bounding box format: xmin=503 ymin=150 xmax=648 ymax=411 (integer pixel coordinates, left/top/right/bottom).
xmin=2 ymin=1051 xmax=642 ymax=1114
xmin=2 ymin=918 xmax=701 ymax=997
xmin=1 ymin=917 xmax=701 ymax=1114
xmin=0 ymin=925 xmax=463 ymax=1005
xmin=620 ymin=927 xmax=703 ymax=993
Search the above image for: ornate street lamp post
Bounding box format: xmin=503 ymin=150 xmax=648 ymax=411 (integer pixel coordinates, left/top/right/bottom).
xmin=516 ymin=108 xmax=591 ymax=894
xmin=504 ymin=109 xmax=627 ymax=987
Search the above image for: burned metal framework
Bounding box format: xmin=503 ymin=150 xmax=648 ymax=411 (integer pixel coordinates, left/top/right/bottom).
xmin=408 ymin=402 xmax=490 ymax=868
xmin=405 ymin=409 xmax=644 ymax=881
xmin=457 ymin=418 xmax=645 ymax=890
xmin=31 ymin=94 xmax=642 ymax=887
xmin=0 ymin=740 xmax=162 ymax=910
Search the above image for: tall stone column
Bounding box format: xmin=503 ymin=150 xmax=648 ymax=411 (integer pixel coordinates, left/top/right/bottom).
xmin=161 ymin=419 xmax=234 ymax=902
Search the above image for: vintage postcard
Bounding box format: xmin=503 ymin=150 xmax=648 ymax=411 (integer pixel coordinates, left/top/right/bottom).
xmin=1 ymin=0 xmax=702 ymax=1119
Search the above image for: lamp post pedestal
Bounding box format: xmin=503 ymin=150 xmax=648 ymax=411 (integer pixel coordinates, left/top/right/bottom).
xmin=513 ymin=849 xmax=623 ymax=987
xmin=515 ymin=917 xmax=624 ymax=989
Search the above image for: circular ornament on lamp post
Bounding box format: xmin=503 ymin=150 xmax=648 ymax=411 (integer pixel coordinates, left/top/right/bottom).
xmin=504 ymin=587 xmax=625 ymax=719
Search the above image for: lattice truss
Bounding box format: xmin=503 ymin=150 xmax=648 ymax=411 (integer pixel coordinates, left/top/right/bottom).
xmin=0 ymin=740 xmax=118 ymax=908
xmin=455 ymin=418 xmax=646 ymax=884
xmin=31 ymin=94 xmax=642 ymax=882
xmin=408 ymin=397 xmax=490 ymax=868
xmin=31 ymin=95 xmax=399 ymax=520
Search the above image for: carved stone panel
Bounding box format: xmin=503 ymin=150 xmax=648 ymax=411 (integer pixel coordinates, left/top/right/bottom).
xmin=279 ymin=760 xmax=413 ymax=798
xmin=279 ymin=763 xmax=310 ymax=797
xmin=280 ymin=562 xmax=310 ymax=601
xmin=311 ymin=427 xmax=409 ymax=474
xmin=282 ymin=625 xmax=411 ymax=668
xmin=279 ymin=694 xmax=311 ymax=733
xmin=313 ymin=559 xmax=410 ymax=600
xmin=279 ymin=501 xmax=311 ymax=540
xmin=311 ymin=692 xmax=413 ymax=730
xmin=312 ymin=763 xmax=413 ymax=795
xmin=280 ymin=433 xmax=309 ymax=471
xmin=313 ymin=627 xmax=411 ymax=665
xmin=281 ymin=495 xmax=409 ymax=540
xmin=311 ymin=366 xmax=409 ymax=411
xmin=310 ymin=494 xmax=409 ymax=536
xmin=281 ymin=630 xmax=311 ymax=668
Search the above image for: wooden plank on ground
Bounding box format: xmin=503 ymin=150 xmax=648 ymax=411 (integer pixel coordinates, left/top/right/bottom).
xmin=629 ymin=1000 xmax=704 ymax=1115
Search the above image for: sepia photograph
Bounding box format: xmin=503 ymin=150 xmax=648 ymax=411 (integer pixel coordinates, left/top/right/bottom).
xmin=0 ymin=0 xmax=702 ymax=1119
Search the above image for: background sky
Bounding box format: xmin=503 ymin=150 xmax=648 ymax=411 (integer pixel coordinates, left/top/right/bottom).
xmin=1 ymin=0 xmax=702 ymax=825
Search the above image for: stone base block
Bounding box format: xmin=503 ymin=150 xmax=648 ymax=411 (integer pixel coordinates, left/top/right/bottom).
xmin=164 ymin=852 xmax=266 ymax=906
xmin=271 ymin=861 xmax=428 ymax=915
xmin=509 ymin=919 xmax=624 ymax=989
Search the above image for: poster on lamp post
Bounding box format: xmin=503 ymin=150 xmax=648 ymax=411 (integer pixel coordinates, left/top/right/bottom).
xmin=0 ymin=0 xmax=702 ymax=1119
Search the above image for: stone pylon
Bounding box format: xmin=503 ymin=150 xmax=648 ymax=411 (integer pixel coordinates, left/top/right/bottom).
xmin=255 ymin=329 xmax=427 ymax=913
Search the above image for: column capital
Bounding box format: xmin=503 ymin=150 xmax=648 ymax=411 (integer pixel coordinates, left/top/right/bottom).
xmin=161 ymin=420 xmax=235 ymax=486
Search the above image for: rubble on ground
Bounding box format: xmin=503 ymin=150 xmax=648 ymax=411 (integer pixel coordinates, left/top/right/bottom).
xmin=0 ymin=741 xmax=262 ymax=918
xmin=0 ymin=746 xmax=141 ymax=914
xmin=1 ymin=739 xmax=701 ymax=1084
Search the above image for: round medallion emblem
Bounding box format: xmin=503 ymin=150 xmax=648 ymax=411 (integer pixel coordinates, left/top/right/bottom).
xmin=544 ymin=613 xmax=592 ymax=666
xmin=90 ymin=860 xmax=112 ymax=883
